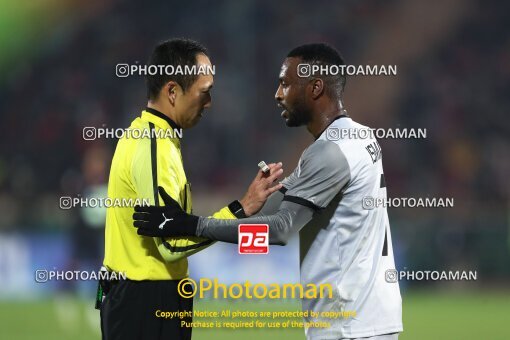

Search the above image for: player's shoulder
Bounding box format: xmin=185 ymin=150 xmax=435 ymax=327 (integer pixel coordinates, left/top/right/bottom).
xmin=334 ymin=117 xmax=373 ymax=138
xmin=299 ymin=139 xmax=347 ymax=175
xmin=305 ymin=138 xmax=340 ymax=159
xmin=329 ymin=117 xmax=377 ymax=146
xmin=349 ymin=119 xmax=372 ymax=131
xmin=319 ymin=118 xmax=379 ymax=168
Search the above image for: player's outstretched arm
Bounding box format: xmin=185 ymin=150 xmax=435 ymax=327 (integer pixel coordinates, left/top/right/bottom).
xmin=134 ymin=140 xmax=351 ymax=245
xmin=133 ymin=186 xmax=314 ymax=245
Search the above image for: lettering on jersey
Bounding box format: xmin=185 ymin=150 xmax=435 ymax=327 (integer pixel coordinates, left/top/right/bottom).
xmin=365 ymin=141 xmax=382 ymax=164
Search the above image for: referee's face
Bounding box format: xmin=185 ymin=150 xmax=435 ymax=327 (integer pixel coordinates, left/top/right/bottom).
xmin=275 ymin=57 xmax=311 ymax=127
xmin=174 ymin=53 xmax=213 ymax=128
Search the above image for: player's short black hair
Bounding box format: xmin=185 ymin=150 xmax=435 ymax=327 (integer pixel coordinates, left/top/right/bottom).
xmin=287 ymin=43 xmax=346 ymax=98
xmin=146 ymin=38 xmax=209 ymax=100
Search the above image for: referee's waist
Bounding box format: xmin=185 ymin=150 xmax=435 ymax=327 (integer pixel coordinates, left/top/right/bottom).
xmin=103 ymin=263 xmax=188 ymax=281
xmin=105 ymin=271 xmax=189 ymax=281
xmin=109 ymin=278 xmax=188 ymax=291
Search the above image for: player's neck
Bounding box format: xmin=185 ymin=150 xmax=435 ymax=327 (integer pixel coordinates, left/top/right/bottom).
xmin=307 ymin=102 xmax=346 ymax=139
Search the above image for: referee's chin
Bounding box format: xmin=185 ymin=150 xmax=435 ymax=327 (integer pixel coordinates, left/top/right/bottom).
xmin=183 ymin=115 xmax=203 ymax=129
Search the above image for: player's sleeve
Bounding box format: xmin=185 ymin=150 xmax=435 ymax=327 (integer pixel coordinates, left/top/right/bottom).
xmin=282 ymin=139 xmax=350 ymax=209
xmin=255 ymin=190 xmax=285 ymax=216
xmin=280 ymin=166 xmax=299 ymax=190
xmin=197 ymin=200 xmax=314 ymax=245
xmin=195 ymin=140 xmax=351 ymax=245
xmin=253 ymin=139 xmax=347 ymax=217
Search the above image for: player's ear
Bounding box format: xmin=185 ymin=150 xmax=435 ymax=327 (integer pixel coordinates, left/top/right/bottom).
xmin=311 ymin=78 xmax=324 ymax=99
xmin=166 ymin=81 xmax=179 ymax=106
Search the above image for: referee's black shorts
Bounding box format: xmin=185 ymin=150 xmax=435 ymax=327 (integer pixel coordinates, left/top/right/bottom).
xmin=100 ymin=279 xmax=193 ymax=340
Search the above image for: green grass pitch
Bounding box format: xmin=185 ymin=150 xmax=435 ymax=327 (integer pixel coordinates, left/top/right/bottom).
xmin=1 ymin=290 xmax=508 ymax=339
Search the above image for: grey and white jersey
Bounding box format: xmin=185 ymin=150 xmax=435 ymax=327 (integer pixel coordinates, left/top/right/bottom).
xmin=282 ymin=116 xmax=403 ymax=339
xmin=195 ymin=115 xmax=403 ymax=339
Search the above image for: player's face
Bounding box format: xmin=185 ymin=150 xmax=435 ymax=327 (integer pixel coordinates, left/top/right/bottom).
xmin=275 ymin=57 xmax=311 ymax=127
xmin=174 ymin=53 xmax=213 ymax=128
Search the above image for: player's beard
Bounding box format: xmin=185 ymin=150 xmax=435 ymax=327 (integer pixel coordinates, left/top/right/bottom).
xmin=285 ymin=98 xmax=311 ymax=127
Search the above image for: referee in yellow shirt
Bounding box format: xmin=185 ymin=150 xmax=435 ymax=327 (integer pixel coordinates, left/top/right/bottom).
xmin=100 ymin=39 xmax=283 ymax=340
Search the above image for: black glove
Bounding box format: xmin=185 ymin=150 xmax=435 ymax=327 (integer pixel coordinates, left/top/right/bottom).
xmin=133 ymin=186 xmax=199 ymax=237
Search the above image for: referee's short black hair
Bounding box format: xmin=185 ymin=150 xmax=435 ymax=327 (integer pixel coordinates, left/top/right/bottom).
xmin=287 ymin=43 xmax=346 ymax=98
xmin=146 ymin=38 xmax=209 ymax=100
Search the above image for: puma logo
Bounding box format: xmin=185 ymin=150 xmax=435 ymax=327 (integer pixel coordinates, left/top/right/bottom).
xmin=159 ymin=213 xmax=173 ymax=230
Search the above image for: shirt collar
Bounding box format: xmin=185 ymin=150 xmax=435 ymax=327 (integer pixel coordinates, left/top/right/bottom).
xmin=141 ymin=107 xmax=181 ymax=131
xmin=315 ymin=111 xmax=350 ymax=140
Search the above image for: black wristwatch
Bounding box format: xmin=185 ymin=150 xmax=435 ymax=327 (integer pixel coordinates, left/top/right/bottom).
xmin=228 ymin=200 xmax=247 ymax=218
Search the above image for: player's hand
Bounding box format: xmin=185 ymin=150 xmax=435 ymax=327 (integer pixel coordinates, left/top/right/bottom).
xmin=133 ymin=186 xmax=199 ymax=237
xmin=240 ymin=162 xmax=284 ymax=216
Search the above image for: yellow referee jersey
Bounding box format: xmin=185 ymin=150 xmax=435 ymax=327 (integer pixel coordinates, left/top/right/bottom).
xmin=103 ymin=108 xmax=237 ymax=280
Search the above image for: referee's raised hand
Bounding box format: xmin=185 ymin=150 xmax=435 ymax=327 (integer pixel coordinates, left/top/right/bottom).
xmin=133 ymin=186 xmax=199 ymax=237
xmin=239 ymin=162 xmax=284 ymax=216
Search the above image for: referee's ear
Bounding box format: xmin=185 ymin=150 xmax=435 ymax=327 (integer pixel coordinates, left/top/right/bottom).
xmin=165 ymin=81 xmax=179 ymax=106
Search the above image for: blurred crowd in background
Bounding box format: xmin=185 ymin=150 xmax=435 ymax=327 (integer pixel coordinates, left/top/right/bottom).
xmin=0 ymin=0 xmax=509 ymax=292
